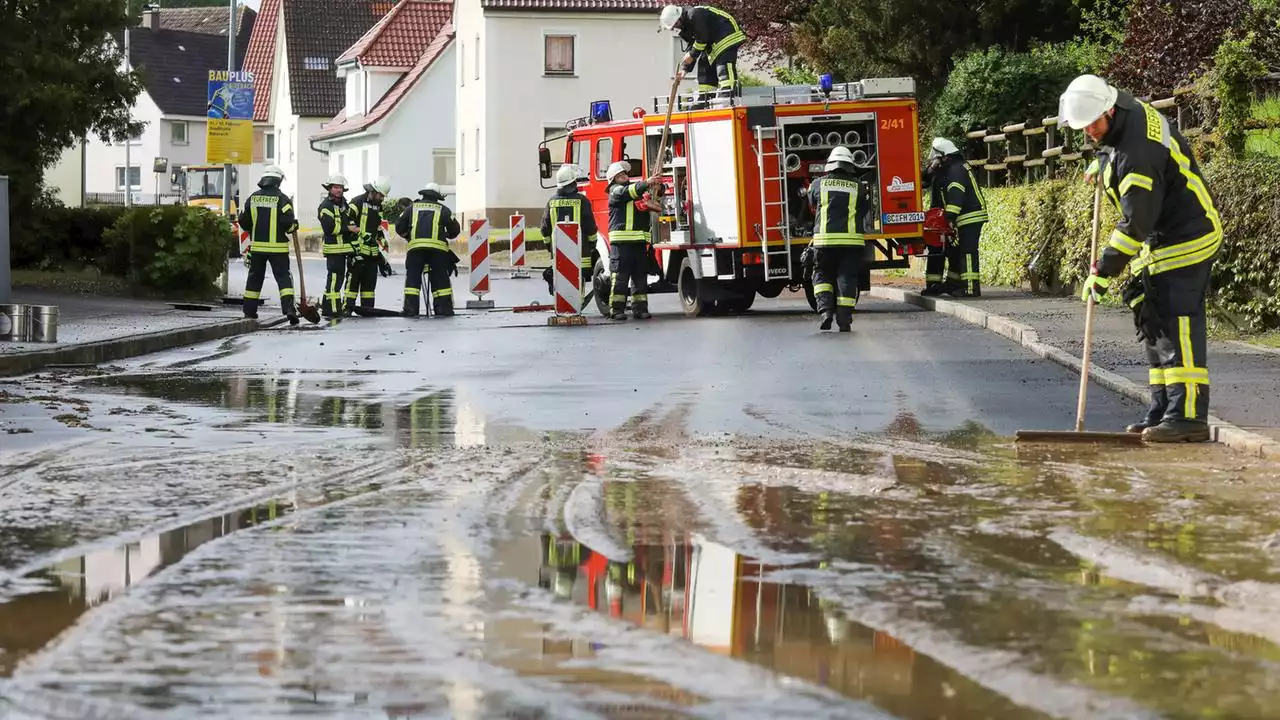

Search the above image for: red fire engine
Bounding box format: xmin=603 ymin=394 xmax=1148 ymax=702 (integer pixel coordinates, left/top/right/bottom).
xmin=538 ymin=78 xmax=926 ymax=317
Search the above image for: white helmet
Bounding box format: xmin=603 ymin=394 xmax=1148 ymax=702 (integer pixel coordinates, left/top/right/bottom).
xmin=931 ymin=137 xmax=960 ymax=156
xmin=555 ymin=164 xmax=579 ymax=187
xmin=366 ymin=175 xmax=391 ymax=195
xmin=261 ymin=165 xmax=285 ymax=181
xmin=659 ymin=5 xmax=682 ymax=32
xmin=1059 ymin=74 xmax=1118 ymax=130
xmin=323 ymin=173 xmax=347 ymax=189
xmin=824 ymin=146 xmax=855 ymax=172
xmin=605 ymin=160 xmax=632 ymax=183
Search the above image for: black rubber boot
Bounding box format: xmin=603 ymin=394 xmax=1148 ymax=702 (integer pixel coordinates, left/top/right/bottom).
xmin=819 ymin=312 xmax=834 ymax=331
xmin=920 ymin=284 xmax=944 ymax=297
xmin=1142 ymin=420 xmax=1211 ymax=443
xmin=970 ymin=282 xmax=982 ymax=298
xmin=287 ymin=312 xmax=300 ymax=327
xmin=1125 ymin=421 xmax=1153 ymax=434
xmin=838 ymin=324 xmax=851 ymax=333
xmin=610 ymin=303 xmax=628 ymax=321
xmin=633 ymin=303 xmax=652 ymax=320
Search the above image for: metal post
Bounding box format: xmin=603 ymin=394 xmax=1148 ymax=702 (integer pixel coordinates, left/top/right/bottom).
xmin=0 ymin=176 xmax=9 ymax=304
xmin=220 ymin=0 xmax=238 ymax=296
xmin=124 ymin=23 xmax=132 ymax=208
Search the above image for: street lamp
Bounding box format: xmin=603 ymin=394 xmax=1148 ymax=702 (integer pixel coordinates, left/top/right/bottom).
xmin=123 ymin=3 xmax=161 ymax=208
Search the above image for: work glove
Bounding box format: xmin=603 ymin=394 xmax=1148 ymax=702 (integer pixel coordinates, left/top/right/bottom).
xmin=1080 ymin=264 xmax=1110 ymax=302
xmin=449 ymin=249 xmax=461 ymax=277
xmin=242 ymin=250 xmax=252 ymax=268
xmin=378 ymin=256 xmax=394 ymax=278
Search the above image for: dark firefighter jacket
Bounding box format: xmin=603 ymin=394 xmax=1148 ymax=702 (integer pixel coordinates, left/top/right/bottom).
xmin=807 ymin=169 xmax=868 ymax=247
xmin=318 ymin=197 xmax=355 ymax=255
xmin=678 ymin=5 xmax=746 ymax=69
xmin=395 ymin=189 xmax=461 ymax=252
xmin=929 ymin=156 xmax=988 ymax=229
xmin=540 ymin=185 xmax=600 ymax=248
xmin=345 ymin=192 xmax=384 ymax=258
xmin=607 ymin=180 xmax=656 ymax=243
xmin=1095 ymin=91 xmax=1222 ymax=279
xmin=239 ymin=186 xmax=298 ymax=253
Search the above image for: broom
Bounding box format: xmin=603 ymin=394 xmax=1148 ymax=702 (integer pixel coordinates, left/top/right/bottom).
xmin=1015 ymin=180 xmax=1144 ymax=445
xmin=291 ymin=231 xmax=322 ymax=324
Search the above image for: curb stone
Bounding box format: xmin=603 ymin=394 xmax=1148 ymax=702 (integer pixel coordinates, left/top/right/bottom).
xmin=0 ymin=316 xmax=288 ymax=378
xmin=870 ymin=286 xmax=1280 ymax=459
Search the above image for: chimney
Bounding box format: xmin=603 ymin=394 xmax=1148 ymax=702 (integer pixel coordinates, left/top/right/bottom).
xmin=145 ymin=6 xmax=160 ymax=30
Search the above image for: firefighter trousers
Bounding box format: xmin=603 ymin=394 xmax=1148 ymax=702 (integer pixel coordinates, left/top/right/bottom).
xmin=403 ymin=248 xmax=454 ymax=317
xmin=1142 ymin=262 xmax=1211 ymax=425
xmin=609 ymin=242 xmax=649 ymax=316
xmin=695 ymin=45 xmax=740 ymax=99
xmin=925 ymin=224 xmax=981 ymax=295
xmin=812 ymin=246 xmax=862 ymax=328
xmin=344 ymin=255 xmax=379 ymax=311
xmin=323 ymin=253 xmax=350 ymax=317
xmin=243 ymin=251 xmax=296 ymax=319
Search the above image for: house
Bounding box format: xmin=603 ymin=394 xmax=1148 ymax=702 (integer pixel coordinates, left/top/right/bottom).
xmin=69 ymin=6 xmax=256 ymax=204
xmin=452 ymin=0 xmax=693 ymax=224
xmin=310 ymin=1 xmax=456 ymax=208
xmin=242 ymin=0 xmax=394 ymax=227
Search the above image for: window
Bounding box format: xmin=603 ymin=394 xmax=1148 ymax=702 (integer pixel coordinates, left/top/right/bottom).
xmin=594 ymin=138 xmax=613 ymax=179
xmin=115 ymin=165 xmax=141 ymax=191
xmin=352 ymin=72 xmax=364 ymax=114
xmin=460 ymin=132 xmax=466 ymax=175
xmin=474 ymin=128 xmax=480 ymax=172
xmin=170 ymin=121 xmax=188 ymax=145
xmin=304 ymin=56 xmax=330 ymax=71
xmin=544 ymin=35 xmax=574 ymax=76
xmin=572 ymin=139 xmax=590 ymax=170
xmin=622 ymin=134 xmax=643 ymax=168
xmin=337 ymin=153 xmax=345 ymax=174
xmin=432 ymin=149 xmax=456 ymax=186
xmin=475 ymin=34 xmax=480 ymax=80
xmin=265 ymin=131 xmax=276 ymax=161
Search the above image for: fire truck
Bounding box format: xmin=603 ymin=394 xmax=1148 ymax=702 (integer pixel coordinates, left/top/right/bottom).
xmin=537 ymin=78 xmax=927 ymax=317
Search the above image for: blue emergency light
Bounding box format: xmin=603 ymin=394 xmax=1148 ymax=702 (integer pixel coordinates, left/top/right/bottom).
xmin=590 ymin=100 xmax=613 ymax=123
xmin=819 ymin=73 xmax=834 ymax=95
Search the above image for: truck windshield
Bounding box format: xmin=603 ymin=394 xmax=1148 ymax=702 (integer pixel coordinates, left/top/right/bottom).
xmin=184 ymin=168 xmax=226 ymax=200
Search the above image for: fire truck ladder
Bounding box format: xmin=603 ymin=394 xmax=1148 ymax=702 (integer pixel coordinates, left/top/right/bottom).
xmin=752 ymin=126 xmax=793 ymax=281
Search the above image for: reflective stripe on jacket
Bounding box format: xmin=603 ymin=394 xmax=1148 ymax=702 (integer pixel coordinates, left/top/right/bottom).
xmin=807 ymin=171 xmax=867 ymax=247
xmin=239 ymin=187 xmax=298 ymax=253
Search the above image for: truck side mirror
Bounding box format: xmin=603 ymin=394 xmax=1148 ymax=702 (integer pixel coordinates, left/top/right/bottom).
xmin=538 ymin=147 xmax=552 ymax=179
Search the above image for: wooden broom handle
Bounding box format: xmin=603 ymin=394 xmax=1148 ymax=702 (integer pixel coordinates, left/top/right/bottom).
xmin=1075 ymin=181 xmax=1103 ymax=432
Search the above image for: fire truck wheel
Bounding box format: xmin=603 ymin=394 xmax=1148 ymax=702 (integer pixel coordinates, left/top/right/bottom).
xmin=677 ymin=256 xmax=709 ymax=317
xmin=803 ymin=281 xmax=818 ymax=312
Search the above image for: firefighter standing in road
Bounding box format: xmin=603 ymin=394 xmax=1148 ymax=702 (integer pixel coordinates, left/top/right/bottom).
xmin=808 ymin=147 xmax=868 ymax=333
xmin=923 ymin=138 xmax=987 ymax=297
xmin=540 ymin=164 xmax=600 ymax=298
xmin=317 ymin=174 xmax=357 ymax=318
xmin=344 ymin=177 xmax=392 ymax=313
xmin=239 ymin=165 xmax=300 ymax=325
xmin=606 ymin=161 xmax=662 ymax=321
xmin=660 ymin=4 xmax=746 ymax=104
xmin=397 ymin=183 xmax=461 ymax=318
xmin=1062 ymin=74 xmax=1222 ymax=443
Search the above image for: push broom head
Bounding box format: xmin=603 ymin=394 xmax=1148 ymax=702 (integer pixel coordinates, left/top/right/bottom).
xmin=298 ymin=299 xmax=322 ymax=324
xmin=1014 ymin=429 xmax=1146 ymax=445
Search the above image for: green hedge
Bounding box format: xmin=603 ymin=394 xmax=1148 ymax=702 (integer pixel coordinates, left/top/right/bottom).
xmin=13 ymin=201 xmax=128 ymax=270
xmin=980 ymin=156 xmax=1280 ymax=328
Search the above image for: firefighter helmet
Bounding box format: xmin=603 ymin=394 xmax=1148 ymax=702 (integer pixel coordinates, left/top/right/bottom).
xmin=555 ymin=164 xmax=578 ymax=188
xmin=659 ymin=5 xmax=682 ymax=32
xmin=1059 ymin=74 xmax=1118 ymax=130
xmin=322 ymin=173 xmax=347 ymax=190
xmin=605 ymin=160 xmax=631 ymax=183
xmin=824 ymin=146 xmax=856 ymax=171
xmin=931 ymin=138 xmax=960 ymax=156
xmin=261 ymin=165 xmax=285 ymax=181
xmin=422 ymin=182 xmax=441 ymax=195
xmin=365 ymin=176 xmax=391 ymax=195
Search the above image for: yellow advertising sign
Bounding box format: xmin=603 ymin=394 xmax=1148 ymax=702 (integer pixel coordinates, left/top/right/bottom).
xmin=206 ymin=118 xmax=253 ymax=164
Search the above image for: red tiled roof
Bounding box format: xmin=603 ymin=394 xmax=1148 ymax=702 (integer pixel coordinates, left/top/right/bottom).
xmin=243 ymin=0 xmax=280 ymax=122
xmin=338 ymin=0 xmax=452 ymax=69
xmin=312 ymin=22 xmax=453 ymax=142
xmin=480 ymin=0 xmax=664 ymax=10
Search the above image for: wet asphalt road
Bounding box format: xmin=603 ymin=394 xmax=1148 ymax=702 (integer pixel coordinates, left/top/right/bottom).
xmin=5 ymin=278 xmax=1280 ymax=719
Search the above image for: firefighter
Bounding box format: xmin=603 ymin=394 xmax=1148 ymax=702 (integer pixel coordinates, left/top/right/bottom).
xmin=605 ymin=161 xmax=662 ymax=321
xmin=396 ymin=183 xmax=461 ymax=318
xmin=343 ymin=177 xmax=392 ymax=313
xmin=238 ymin=165 xmax=299 ymax=325
xmin=317 ymin=174 xmax=357 ymax=318
xmin=923 ymin=137 xmax=987 ymax=297
xmin=540 ymin=164 xmax=600 ymax=298
xmin=659 ymin=4 xmax=746 ymax=104
xmin=807 ymin=147 xmax=868 ymax=332
xmin=1061 ymin=74 xmax=1222 ymax=443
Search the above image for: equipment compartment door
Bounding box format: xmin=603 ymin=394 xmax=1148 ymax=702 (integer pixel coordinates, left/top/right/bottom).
xmin=687 ymin=119 xmax=740 ymax=246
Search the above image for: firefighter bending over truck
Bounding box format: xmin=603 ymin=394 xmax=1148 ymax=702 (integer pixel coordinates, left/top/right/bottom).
xmin=1062 ymin=74 xmax=1222 ymax=443
xmin=540 ymin=164 xmax=600 ymax=298
xmin=239 ymin=165 xmax=299 ymax=325
xmin=660 ymin=4 xmax=746 ymax=105
xmin=923 ymin=138 xmax=987 ymax=298
xmin=397 ymin=183 xmax=461 ymax=318
xmin=318 ymin=174 xmax=357 ymax=318
xmin=808 ymin=147 xmax=869 ymax=332
xmin=606 ymin=160 xmax=663 ymax=321
xmin=344 ymin=177 xmax=393 ymax=313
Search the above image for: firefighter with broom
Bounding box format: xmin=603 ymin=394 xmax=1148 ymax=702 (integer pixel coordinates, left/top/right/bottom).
xmin=659 ymin=4 xmax=746 ymax=106
xmin=1060 ymin=74 xmax=1222 ymax=443
xmin=397 ymin=183 xmax=461 ymax=318
xmin=239 ymin=165 xmax=300 ymax=325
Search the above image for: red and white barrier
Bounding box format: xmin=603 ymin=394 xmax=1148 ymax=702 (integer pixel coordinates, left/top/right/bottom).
xmin=235 ymin=221 xmax=251 ymax=256
xmin=509 ymin=214 xmax=529 ymax=278
xmin=466 ymin=218 xmax=494 ymax=310
xmin=552 ymin=221 xmax=584 ymax=323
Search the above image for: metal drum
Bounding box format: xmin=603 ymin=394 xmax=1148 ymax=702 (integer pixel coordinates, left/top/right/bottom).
xmin=0 ymin=304 xmax=30 ymax=342
xmin=27 ymin=305 xmax=58 ymax=343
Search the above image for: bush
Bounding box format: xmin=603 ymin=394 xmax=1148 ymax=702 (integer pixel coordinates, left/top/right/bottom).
xmin=929 ymin=42 xmax=1108 ymax=142
xmin=1104 ymin=0 xmax=1251 ymax=96
xmin=103 ymin=206 xmax=235 ymax=296
xmin=1202 ymin=156 xmax=1280 ymax=330
xmin=12 ymin=192 xmax=128 ymax=271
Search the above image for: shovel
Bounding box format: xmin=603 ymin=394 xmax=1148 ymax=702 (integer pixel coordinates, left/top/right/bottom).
xmin=1015 ymin=181 xmax=1144 ymax=445
xmin=290 ymin=231 xmax=322 ymax=324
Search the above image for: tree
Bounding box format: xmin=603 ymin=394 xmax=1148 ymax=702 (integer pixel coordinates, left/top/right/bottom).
xmin=1 ymin=0 xmax=142 ymax=217
xmin=1104 ymin=0 xmax=1252 ymax=95
xmin=669 ymin=0 xmax=811 ymax=63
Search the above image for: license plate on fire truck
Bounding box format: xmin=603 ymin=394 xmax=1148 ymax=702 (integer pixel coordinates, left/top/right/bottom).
xmin=882 ymin=212 xmax=926 ymax=225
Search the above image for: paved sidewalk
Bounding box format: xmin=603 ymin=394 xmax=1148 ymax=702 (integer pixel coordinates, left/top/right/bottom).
xmin=873 ymin=283 xmax=1280 ymax=446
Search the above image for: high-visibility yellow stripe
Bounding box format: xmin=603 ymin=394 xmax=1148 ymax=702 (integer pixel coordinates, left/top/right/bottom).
xmin=322 ymin=243 xmax=352 ymax=254
xmin=1119 ymin=173 xmax=1154 ymax=195
xmin=250 ymin=241 xmax=291 ymax=252
xmin=1149 ymin=368 xmax=1167 ymax=385
xmin=1179 ymin=316 xmax=1196 ymax=417
xmin=243 ymin=290 xmax=260 ymax=299
xmin=404 ymin=288 xmax=421 ymax=296
xmin=813 ymin=283 xmax=833 ymax=294
xmin=836 ymin=297 xmax=856 ymax=307
xmin=947 ymin=182 xmax=965 ymax=194
xmin=945 ymin=204 xmax=962 ymax=214
xmin=1109 ymin=229 xmax=1142 ymax=256
xmin=611 ymin=230 xmax=649 ymax=242
xmin=1166 ymin=367 xmax=1209 ymax=384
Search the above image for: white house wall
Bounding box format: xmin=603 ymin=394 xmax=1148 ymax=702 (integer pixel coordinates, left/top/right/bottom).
xmin=84 ymin=90 xmax=164 ymax=198
xmin=44 ymin=142 xmax=85 ymax=207
xmin=325 ymin=136 xmax=380 ymax=201
xmin=453 ymin=0 xmax=487 ymax=221
xmin=380 ymin=43 xmax=457 ymax=209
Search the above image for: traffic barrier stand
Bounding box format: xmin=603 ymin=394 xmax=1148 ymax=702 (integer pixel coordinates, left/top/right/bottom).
xmin=509 ymin=214 xmax=530 ymax=279
xmin=466 ymin=218 xmax=494 ymax=310
xmin=548 ymin=221 xmax=587 ymax=327
xmin=512 ymin=301 xmax=554 ymax=313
